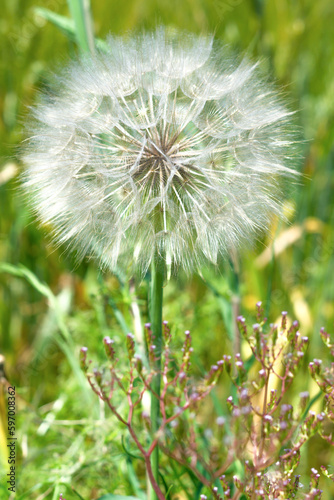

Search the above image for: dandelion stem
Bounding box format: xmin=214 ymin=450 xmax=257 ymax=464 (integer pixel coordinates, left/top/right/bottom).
xmin=149 ymin=252 xmax=165 ymax=500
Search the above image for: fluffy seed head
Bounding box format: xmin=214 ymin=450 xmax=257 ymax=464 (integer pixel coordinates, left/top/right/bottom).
xmin=23 ymin=28 xmax=298 ymax=274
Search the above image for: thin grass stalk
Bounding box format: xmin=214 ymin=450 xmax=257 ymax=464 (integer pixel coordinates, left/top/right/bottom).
xmin=67 ymin=0 xmax=95 ymax=53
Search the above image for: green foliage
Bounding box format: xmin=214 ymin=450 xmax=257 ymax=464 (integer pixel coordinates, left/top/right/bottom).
xmin=97 ymin=496 xmax=142 ymax=500
xmin=1 ymin=0 xmax=334 ymax=498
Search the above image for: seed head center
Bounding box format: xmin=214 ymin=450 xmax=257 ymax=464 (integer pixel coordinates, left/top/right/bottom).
xmin=132 ymin=131 xmax=185 ymax=190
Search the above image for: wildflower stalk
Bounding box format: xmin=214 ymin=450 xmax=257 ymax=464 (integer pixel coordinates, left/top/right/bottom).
xmin=149 ymin=252 xmax=165 ymax=500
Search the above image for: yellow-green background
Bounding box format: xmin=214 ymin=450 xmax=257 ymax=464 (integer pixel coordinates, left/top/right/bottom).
xmin=0 ymin=0 xmax=334 ymax=498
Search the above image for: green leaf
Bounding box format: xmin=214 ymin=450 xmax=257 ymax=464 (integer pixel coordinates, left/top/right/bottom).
xmin=71 ymin=488 xmax=85 ymax=500
xmin=35 ymin=7 xmax=76 ymax=40
xmin=67 ymin=0 xmax=95 ymax=53
xmin=125 ymin=456 xmax=146 ymax=500
xmin=0 ymin=263 xmax=93 ymax=406
xmin=34 ymin=7 xmax=108 ymax=52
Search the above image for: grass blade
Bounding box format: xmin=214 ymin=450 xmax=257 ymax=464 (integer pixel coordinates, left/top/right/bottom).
xmin=34 ymin=7 xmax=107 ymax=51
xmin=0 ymin=263 xmax=93 ymax=406
xmin=67 ymin=0 xmax=95 ymax=53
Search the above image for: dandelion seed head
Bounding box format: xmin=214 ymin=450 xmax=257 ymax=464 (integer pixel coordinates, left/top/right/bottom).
xmin=23 ymin=27 xmax=298 ymax=274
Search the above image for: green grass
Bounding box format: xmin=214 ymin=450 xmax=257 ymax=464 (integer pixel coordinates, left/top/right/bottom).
xmin=1 ymin=0 xmax=334 ymax=498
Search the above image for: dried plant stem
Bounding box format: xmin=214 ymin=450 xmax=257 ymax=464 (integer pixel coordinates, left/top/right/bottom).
xmin=149 ymin=252 xmax=165 ymax=500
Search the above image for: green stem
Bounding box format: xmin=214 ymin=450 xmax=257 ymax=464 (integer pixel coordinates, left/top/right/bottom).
xmin=149 ymin=253 xmax=165 ymax=500
xmin=67 ymin=0 xmax=95 ymax=53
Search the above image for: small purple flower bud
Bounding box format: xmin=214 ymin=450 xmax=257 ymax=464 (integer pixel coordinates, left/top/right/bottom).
xmin=299 ymin=391 xmax=309 ymax=399
xmin=80 ymin=347 xmax=88 ymax=371
xmin=126 ymin=333 xmax=135 ymax=360
xmin=204 ymin=428 xmax=213 ymax=439
xmin=93 ymin=368 xmax=102 ymax=385
xmin=134 ymin=354 xmax=143 ymax=372
xmin=144 ymin=323 xmax=151 ymax=328
xmin=281 ymin=311 xmax=288 ymax=328
xmin=163 ymin=320 xmax=168 ymax=325
xmin=216 ymin=416 xmax=225 ymax=426
xmin=223 ymin=355 xmax=232 ymax=374
xmin=259 ymin=368 xmax=266 ymax=376
xmin=281 ymin=404 xmax=292 ymax=414
xmin=240 ymin=388 xmax=248 ymax=398
xmin=241 ymin=406 xmax=251 ymax=415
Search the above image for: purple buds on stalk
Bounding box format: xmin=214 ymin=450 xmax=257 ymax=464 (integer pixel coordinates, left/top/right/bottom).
xmin=103 ymin=336 xmax=115 ymax=361
xmin=126 ymin=333 xmax=136 ymax=362
xmin=79 ymin=346 xmax=88 ymax=372
xmin=237 ymin=316 xmax=247 ymax=337
xmin=281 ymin=311 xmax=288 ymax=329
xmin=78 ymin=308 xmax=333 ymax=498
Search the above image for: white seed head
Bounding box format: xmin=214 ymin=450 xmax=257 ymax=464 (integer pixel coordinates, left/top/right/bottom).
xmin=22 ymin=27 xmax=298 ymax=274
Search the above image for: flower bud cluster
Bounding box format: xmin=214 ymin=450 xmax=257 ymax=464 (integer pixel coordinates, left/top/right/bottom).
xmin=79 ymin=306 xmax=333 ymax=499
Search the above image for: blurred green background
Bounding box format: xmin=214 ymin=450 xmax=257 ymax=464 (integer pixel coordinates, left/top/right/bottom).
xmin=1 ymin=0 xmax=334 ymax=498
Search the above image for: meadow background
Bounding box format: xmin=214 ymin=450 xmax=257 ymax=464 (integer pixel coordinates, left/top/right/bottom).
xmin=0 ymin=0 xmax=334 ymax=498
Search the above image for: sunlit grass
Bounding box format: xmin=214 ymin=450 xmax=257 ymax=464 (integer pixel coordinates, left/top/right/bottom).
xmin=1 ymin=0 xmax=334 ymax=498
